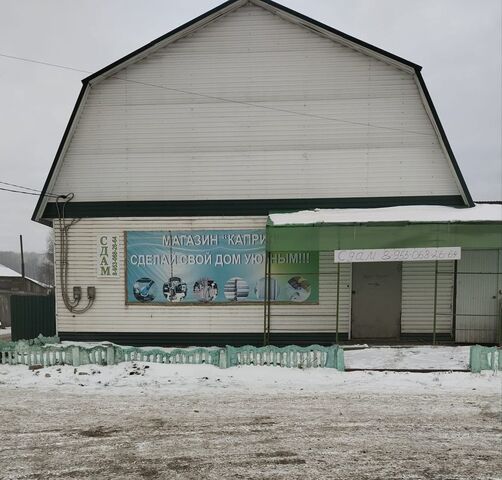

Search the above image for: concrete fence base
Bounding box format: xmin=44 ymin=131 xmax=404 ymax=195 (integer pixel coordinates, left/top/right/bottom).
xmin=0 ymin=337 xmax=345 ymax=371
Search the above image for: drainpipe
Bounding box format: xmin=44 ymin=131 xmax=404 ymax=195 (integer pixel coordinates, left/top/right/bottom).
xmin=336 ymin=262 xmax=340 ymax=344
xmin=432 ymin=260 xmax=438 ymax=345
xmin=263 ymin=224 xmax=271 ymax=346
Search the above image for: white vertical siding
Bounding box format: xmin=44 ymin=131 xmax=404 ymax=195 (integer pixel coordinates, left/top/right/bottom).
xmin=54 ymin=217 xmax=349 ymax=334
xmin=59 ymin=218 xmax=502 ymax=342
xmin=49 ymin=3 xmax=462 ymax=202
xmin=401 ymin=261 xmax=455 ymax=334
xmin=456 ymin=250 xmax=501 ymax=343
xmin=270 ymin=255 xmax=352 ymax=334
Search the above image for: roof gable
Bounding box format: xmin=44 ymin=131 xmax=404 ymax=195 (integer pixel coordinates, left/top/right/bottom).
xmin=33 ymin=0 xmax=473 ymax=223
xmin=83 ymin=0 xmax=422 ymax=86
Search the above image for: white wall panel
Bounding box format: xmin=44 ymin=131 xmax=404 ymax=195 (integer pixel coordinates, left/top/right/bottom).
xmin=49 ymin=3 xmax=461 ymax=201
xmin=456 ymin=250 xmax=501 ymax=343
xmin=401 ymin=261 xmax=455 ymax=334
xmin=54 ymin=217 xmax=350 ymax=334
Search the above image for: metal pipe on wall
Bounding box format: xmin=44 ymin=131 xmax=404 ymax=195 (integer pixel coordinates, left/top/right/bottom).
xmin=263 ymin=250 xmax=270 ymax=346
xmin=266 ymin=251 xmax=272 ymax=345
xmin=335 ymin=262 xmax=340 ymax=344
xmin=432 ymin=260 xmax=439 ymax=345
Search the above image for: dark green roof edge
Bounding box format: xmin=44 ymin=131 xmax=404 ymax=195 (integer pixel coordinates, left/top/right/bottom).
xmin=40 ymin=196 xmax=466 ymax=221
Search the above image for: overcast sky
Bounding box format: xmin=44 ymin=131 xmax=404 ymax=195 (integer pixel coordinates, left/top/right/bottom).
xmin=0 ymin=0 xmax=500 ymax=252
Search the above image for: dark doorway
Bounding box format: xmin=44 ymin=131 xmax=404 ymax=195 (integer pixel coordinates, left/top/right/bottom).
xmin=351 ymin=262 xmax=402 ymax=339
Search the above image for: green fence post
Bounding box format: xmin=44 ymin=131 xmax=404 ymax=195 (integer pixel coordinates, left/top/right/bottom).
xmin=490 ymin=350 xmax=498 ymax=373
xmin=469 ymin=345 xmax=474 ymax=372
xmin=72 ymin=346 xmax=80 ymax=367
xmin=336 ymin=347 xmax=345 ymax=371
xmin=325 ymin=346 xmax=336 ymax=368
xmin=469 ymin=345 xmax=481 ymax=373
xmin=114 ymin=346 xmax=123 ymax=364
xmin=106 ymin=345 xmax=115 ymax=365
xmin=226 ymin=345 xmax=238 ymax=367
xmin=219 ymin=348 xmax=228 ymax=369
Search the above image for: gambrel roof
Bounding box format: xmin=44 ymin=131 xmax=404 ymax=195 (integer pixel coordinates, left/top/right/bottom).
xmin=33 ymin=0 xmax=474 ymax=224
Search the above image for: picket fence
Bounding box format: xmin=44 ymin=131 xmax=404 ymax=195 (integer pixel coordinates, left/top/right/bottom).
xmin=0 ymin=338 xmax=345 ymax=371
xmin=227 ymin=344 xmax=344 ymax=369
xmin=469 ymin=345 xmax=501 ymax=373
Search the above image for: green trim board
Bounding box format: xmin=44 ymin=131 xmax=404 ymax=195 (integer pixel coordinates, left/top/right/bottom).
xmin=40 ymin=196 xmax=466 ymax=220
xmin=266 ymin=222 xmax=502 ymax=251
xmin=58 ymin=331 xmax=349 ymax=347
xmin=415 ymin=71 xmax=474 ymax=207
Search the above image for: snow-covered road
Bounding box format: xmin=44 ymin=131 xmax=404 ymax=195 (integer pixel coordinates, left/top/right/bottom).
xmin=0 ymin=362 xmax=500 ymax=479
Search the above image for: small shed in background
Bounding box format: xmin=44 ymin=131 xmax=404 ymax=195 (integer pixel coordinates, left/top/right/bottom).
xmin=0 ymin=264 xmax=53 ymax=329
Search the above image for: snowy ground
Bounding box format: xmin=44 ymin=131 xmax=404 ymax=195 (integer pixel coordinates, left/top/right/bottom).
xmin=0 ymin=361 xmax=498 ymax=395
xmin=0 ymin=326 xmax=11 ymax=341
xmin=344 ymin=345 xmax=471 ymax=371
xmin=0 ymin=359 xmax=501 ymax=479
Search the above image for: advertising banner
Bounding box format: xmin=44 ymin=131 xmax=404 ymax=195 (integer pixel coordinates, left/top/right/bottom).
xmin=126 ymin=230 xmax=318 ymax=304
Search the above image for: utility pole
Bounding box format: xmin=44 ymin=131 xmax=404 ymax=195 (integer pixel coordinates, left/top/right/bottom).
xmin=19 ymin=235 xmax=25 ymax=278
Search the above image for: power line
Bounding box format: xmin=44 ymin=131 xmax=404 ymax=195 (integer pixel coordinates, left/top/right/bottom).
xmin=0 ymin=52 xmax=89 ymax=74
xmin=0 ymin=181 xmax=60 ymax=198
xmin=0 ymin=180 xmax=44 ymax=193
xmin=0 ymin=51 xmax=434 ymax=137
xmin=0 ymin=186 xmax=57 ymax=197
xmin=110 ymin=76 xmax=433 ymax=136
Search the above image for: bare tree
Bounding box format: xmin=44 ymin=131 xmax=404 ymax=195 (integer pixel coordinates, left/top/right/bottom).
xmin=38 ymin=232 xmax=54 ymax=286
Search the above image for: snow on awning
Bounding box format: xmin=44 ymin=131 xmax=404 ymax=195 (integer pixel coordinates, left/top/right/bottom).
xmin=0 ymin=264 xmax=22 ymax=277
xmin=0 ymin=263 xmax=52 ymax=288
xmin=266 ymin=204 xmax=502 ymax=251
xmin=268 ymin=204 xmax=502 ymax=226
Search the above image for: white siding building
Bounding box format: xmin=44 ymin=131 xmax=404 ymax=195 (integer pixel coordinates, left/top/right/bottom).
xmin=33 ymin=0 xmax=501 ymax=345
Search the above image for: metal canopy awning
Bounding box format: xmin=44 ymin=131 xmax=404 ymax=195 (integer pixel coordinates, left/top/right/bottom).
xmin=262 ymin=205 xmax=502 ymax=346
xmin=266 ymin=205 xmax=502 ymax=251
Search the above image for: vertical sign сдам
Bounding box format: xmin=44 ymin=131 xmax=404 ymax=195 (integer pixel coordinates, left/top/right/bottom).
xmin=97 ymin=234 xmax=120 ymax=277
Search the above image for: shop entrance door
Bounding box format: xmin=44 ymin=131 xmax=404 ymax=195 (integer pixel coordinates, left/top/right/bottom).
xmin=351 ymin=262 xmax=402 ymax=339
xmin=456 ymin=249 xmax=501 ymax=343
